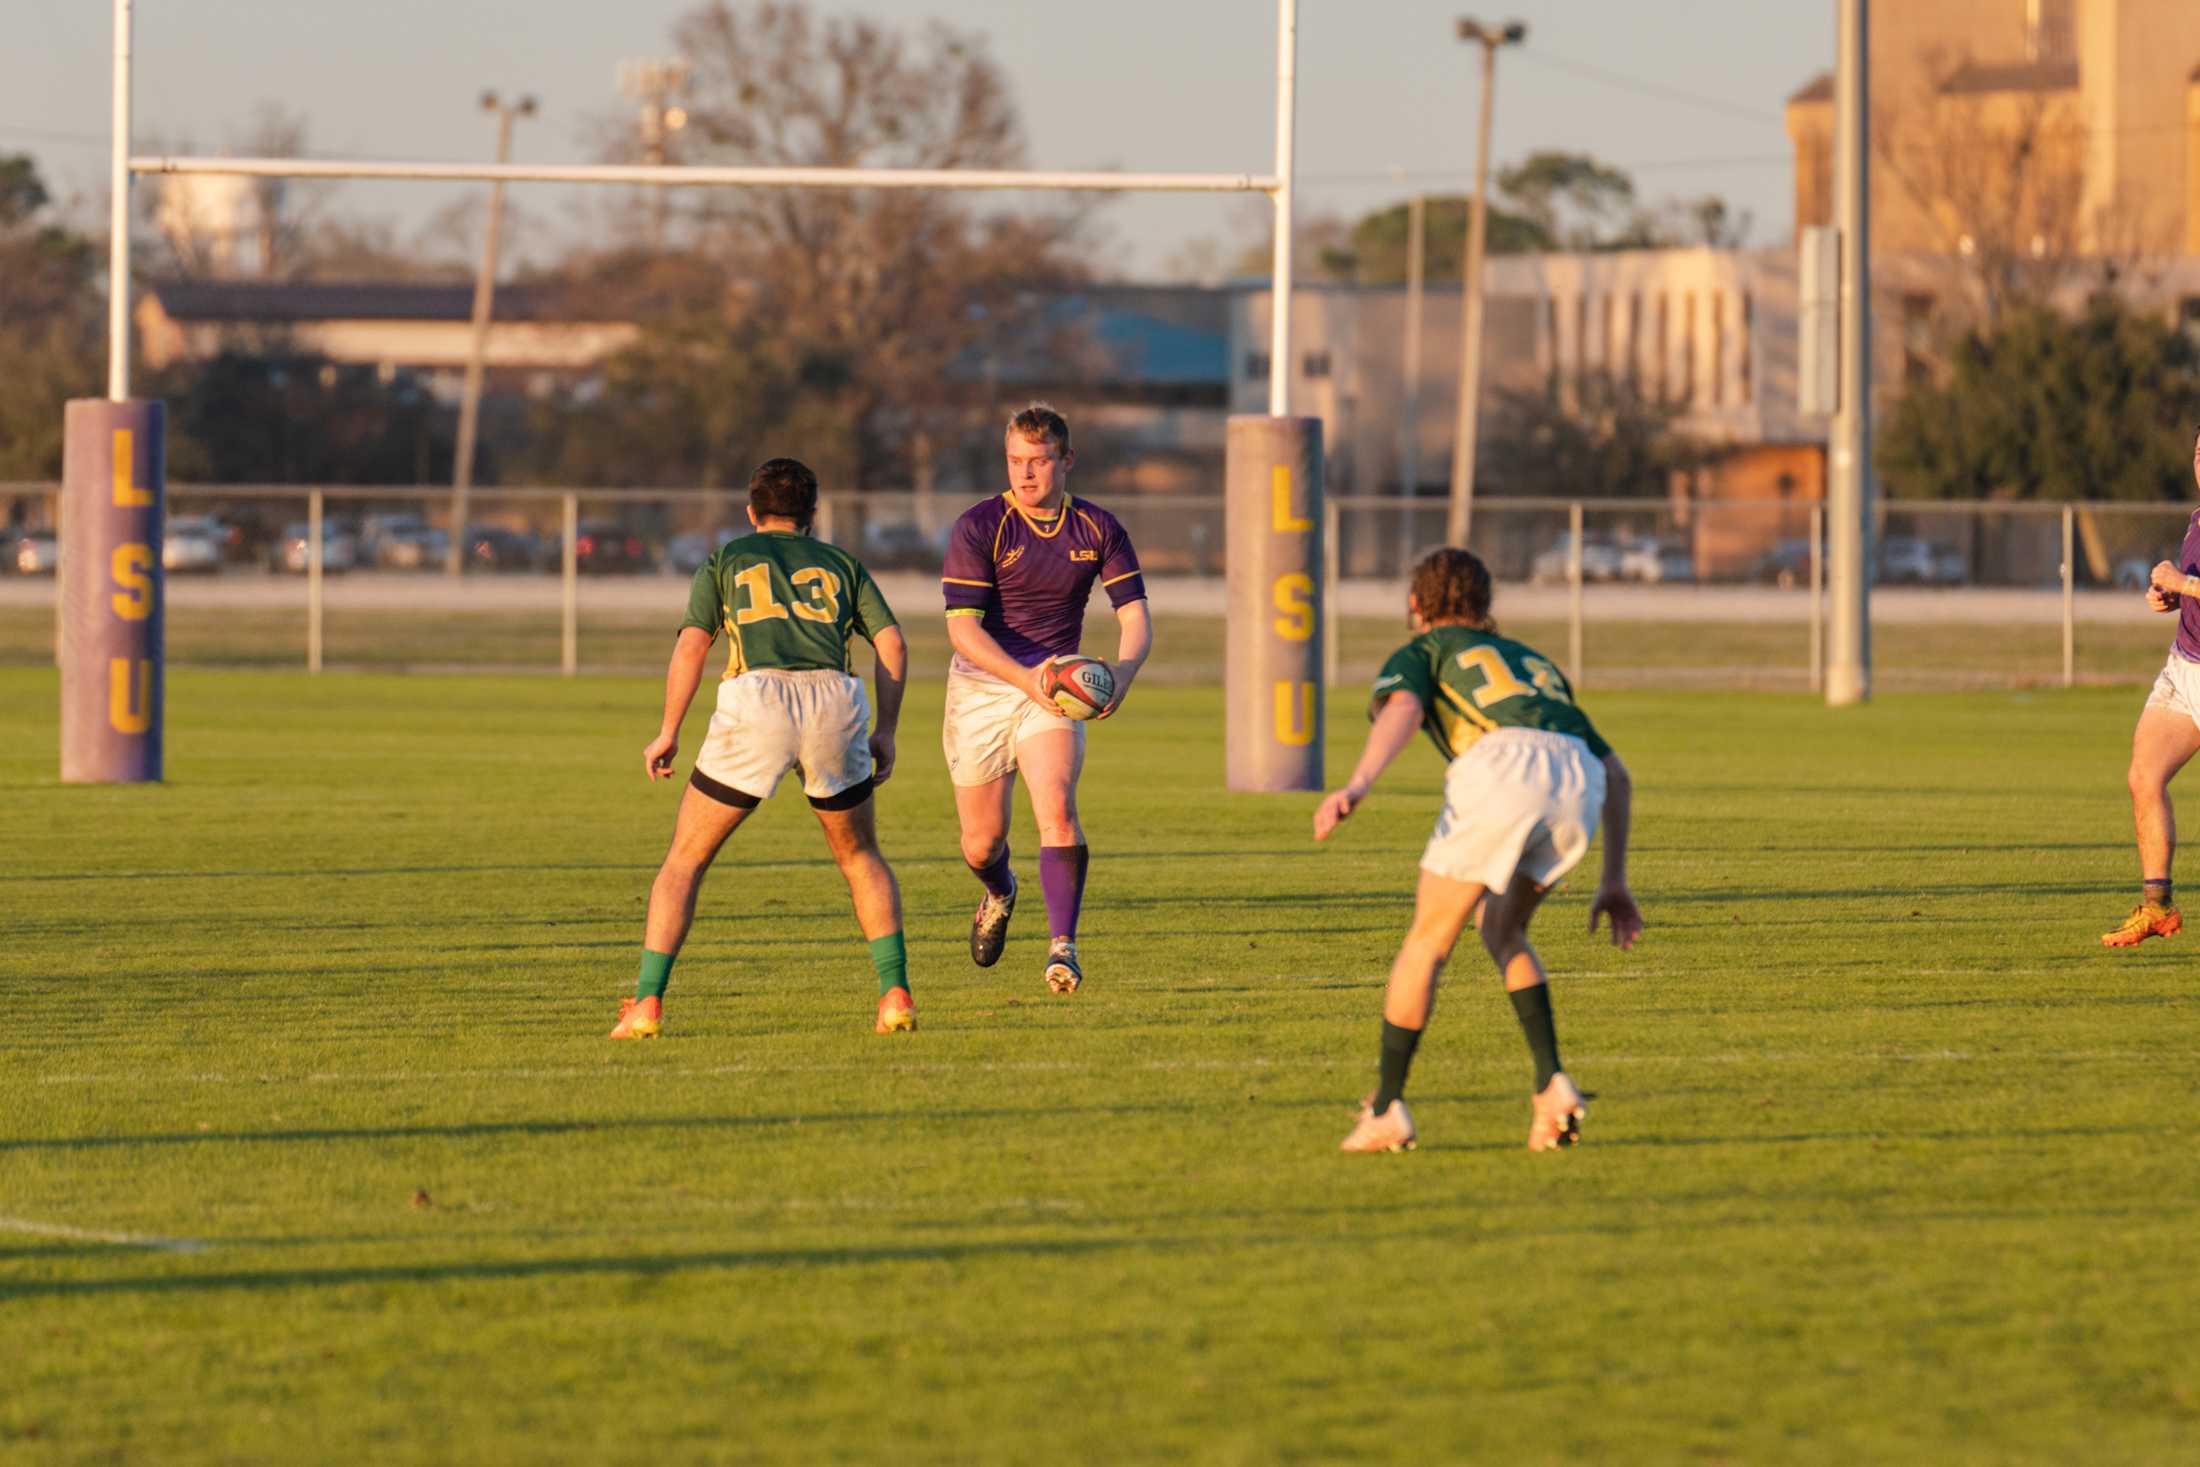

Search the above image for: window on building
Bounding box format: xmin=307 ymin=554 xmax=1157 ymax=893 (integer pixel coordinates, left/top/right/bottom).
xmin=2027 ymin=0 xmax=2074 ymax=62
xmin=1244 ymin=351 xmax=1270 ymax=381
xmin=1900 ymin=293 xmax=1936 ymax=383
xmin=1739 ymin=292 xmax=1754 ymax=404
xmin=1302 ymin=351 xmax=1331 ymax=379
xmin=1711 ymin=293 xmax=1727 ymax=408
xmin=1627 ymin=293 xmax=1643 ymax=388
xmin=1680 ymin=292 xmax=1697 ymax=406
xmin=1655 ymin=293 xmax=1669 ymax=401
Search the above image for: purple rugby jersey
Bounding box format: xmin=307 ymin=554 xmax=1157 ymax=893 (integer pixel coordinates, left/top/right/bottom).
xmin=940 ymin=493 xmax=1146 ymax=666
xmin=2178 ymin=509 xmax=2200 ymax=663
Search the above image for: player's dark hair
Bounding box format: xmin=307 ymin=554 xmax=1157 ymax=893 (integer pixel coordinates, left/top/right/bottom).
xmin=749 ymin=457 xmax=818 ymax=529
xmin=1410 ymin=547 xmax=1497 ymax=632
xmin=1006 ymin=401 xmax=1071 ymax=455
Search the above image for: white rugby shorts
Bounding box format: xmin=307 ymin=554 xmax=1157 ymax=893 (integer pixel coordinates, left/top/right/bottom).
xmin=1422 ymin=727 xmax=1607 ymax=893
xmin=941 ymin=655 xmax=1083 ymax=787
xmin=2143 ymin=651 xmax=2200 ymax=726
xmin=693 ymin=668 xmax=873 ymax=804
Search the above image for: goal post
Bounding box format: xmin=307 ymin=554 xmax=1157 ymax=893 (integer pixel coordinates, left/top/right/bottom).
xmin=85 ymin=0 xmax=1314 ymax=784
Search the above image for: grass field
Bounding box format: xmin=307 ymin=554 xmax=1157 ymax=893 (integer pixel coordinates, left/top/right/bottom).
xmin=4 ymin=660 xmax=2197 ymax=1464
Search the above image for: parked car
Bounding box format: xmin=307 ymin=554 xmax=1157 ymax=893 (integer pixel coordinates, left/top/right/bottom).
xmin=14 ymin=530 xmax=59 ymax=575
xmin=359 ymin=513 xmax=447 ymax=570
xmin=574 ymin=521 xmax=651 ymax=574
xmin=463 ymin=525 xmax=541 ymax=572
xmin=271 ymin=520 xmax=359 ymax=574
xmin=1618 ymin=537 xmax=1693 ymax=584
xmin=1530 ymin=532 xmax=1623 ymax=584
xmin=1877 ymin=536 xmax=1965 ymax=586
xmin=366 ymin=516 xmax=448 ymax=570
xmin=162 ymin=514 xmax=228 ymax=575
xmin=665 ymin=527 xmax=740 ymax=575
xmin=1752 ymin=538 xmax=1814 ymax=589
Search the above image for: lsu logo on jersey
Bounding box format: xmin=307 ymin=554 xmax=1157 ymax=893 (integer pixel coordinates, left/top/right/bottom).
xmin=1000 ymin=546 xmax=1026 ymax=571
xmin=1070 ymin=549 xmax=1098 ymax=562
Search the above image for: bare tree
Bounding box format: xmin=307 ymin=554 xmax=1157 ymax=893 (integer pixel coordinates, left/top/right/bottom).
xmin=661 ymin=0 xmax=1094 ymax=488
xmin=1873 ymin=53 xmax=2106 ymax=332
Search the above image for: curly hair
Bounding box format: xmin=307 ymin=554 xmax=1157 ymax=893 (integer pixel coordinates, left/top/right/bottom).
xmin=1409 ymin=547 xmax=1497 ymax=631
xmin=749 ymin=457 xmax=818 ymax=529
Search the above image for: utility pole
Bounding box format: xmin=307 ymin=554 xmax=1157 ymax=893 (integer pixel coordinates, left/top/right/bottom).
xmin=1447 ymin=17 xmax=1525 ymax=548
xmin=1827 ymin=0 xmax=1872 ymax=704
xmin=620 ymin=59 xmax=689 ymax=252
xmin=1400 ymin=187 xmax=1425 ymax=568
xmin=448 ymin=90 xmax=535 ymax=576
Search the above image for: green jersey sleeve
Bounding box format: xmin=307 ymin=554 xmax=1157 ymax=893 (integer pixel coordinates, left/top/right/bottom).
xmin=850 ymin=560 xmax=898 ymax=644
xmin=681 ymin=560 xmax=723 ymax=638
xmin=1369 ymin=643 xmax=1433 ymax=717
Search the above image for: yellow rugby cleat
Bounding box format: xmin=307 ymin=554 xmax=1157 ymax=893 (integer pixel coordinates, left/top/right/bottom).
xmin=2101 ymin=902 xmax=2182 ymax=948
xmin=608 ymin=995 xmax=662 ymax=1039
xmin=874 ymin=987 xmax=916 ymax=1034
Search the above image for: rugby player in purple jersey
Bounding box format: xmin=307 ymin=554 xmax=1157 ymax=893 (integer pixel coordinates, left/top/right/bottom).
xmin=2110 ymin=428 xmax=2200 ymax=947
xmin=939 ymin=403 xmax=1152 ymax=993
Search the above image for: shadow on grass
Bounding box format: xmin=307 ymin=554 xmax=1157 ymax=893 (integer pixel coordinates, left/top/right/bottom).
xmin=2 ymin=1092 xmax=1490 ymax=1155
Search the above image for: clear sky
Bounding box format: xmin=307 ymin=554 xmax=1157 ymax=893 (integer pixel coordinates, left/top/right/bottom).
xmin=6 ymin=0 xmax=1829 ymax=276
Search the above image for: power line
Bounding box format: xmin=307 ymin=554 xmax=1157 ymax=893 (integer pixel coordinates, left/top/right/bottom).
xmin=1513 ymin=48 xmax=1785 ymax=127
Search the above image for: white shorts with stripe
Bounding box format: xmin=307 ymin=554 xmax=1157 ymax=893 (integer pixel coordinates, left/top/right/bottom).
xmin=941 ymin=655 xmax=1082 ymax=787
xmin=2143 ymin=651 xmax=2200 ymax=726
xmin=1421 ymin=727 xmax=1606 ymax=894
xmin=694 ymin=668 xmax=873 ymax=802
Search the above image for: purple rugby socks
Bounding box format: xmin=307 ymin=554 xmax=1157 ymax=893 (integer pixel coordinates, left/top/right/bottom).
xmin=1038 ymin=844 xmax=1089 ymax=942
xmin=969 ymin=847 xmax=1014 ymax=899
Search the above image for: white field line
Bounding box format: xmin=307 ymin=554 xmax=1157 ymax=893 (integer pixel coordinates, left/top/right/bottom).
xmin=25 ymin=1050 xmax=2185 ymax=1088
xmin=0 ymin=1214 xmax=208 ymax=1254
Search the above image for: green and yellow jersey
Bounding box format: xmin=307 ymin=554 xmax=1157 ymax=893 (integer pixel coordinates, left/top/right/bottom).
xmin=681 ymin=531 xmax=898 ymax=677
xmin=1372 ymin=625 xmax=1612 ymax=761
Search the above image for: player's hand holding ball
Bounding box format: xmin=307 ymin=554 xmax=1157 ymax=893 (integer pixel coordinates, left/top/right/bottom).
xmin=1042 ymin=654 xmax=1116 ymax=722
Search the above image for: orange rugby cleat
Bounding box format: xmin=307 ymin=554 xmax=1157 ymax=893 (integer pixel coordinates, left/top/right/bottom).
xmin=2101 ymin=903 xmax=2182 ymax=948
xmin=608 ymin=995 xmax=663 ymax=1039
xmin=874 ymin=987 xmax=917 ymax=1034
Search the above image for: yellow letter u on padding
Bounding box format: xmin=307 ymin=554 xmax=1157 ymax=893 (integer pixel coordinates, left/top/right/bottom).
xmin=1273 ymin=680 xmax=1314 ymax=747
xmin=109 ymin=658 xmax=152 ymax=734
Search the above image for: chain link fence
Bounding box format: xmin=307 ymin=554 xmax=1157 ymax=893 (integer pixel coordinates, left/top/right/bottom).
xmin=2 ymin=483 xmax=2190 ymax=690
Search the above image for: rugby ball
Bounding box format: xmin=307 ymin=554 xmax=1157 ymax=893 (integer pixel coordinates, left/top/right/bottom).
xmin=1045 ymin=655 xmax=1115 ymax=721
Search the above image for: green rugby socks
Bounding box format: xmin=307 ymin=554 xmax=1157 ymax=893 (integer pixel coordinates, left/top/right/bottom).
xmin=1509 ymin=983 xmax=1562 ymax=1090
xmin=1371 ymin=1020 xmax=1421 ymax=1116
xmin=636 ymin=949 xmax=675 ymax=1001
xmin=869 ymin=932 xmax=909 ymax=998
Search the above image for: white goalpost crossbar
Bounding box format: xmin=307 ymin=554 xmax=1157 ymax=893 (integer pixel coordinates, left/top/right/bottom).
xmin=107 ymin=0 xmax=1302 ymax=418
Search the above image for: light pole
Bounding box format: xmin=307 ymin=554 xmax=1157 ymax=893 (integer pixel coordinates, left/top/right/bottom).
xmin=620 ymin=59 xmax=689 ymax=252
xmin=1400 ymin=182 xmax=1425 ymax=570
xmin=448 ymin=90 xmax=535 ymax=576
xmin=1446 ymin=16 xmax=1524 ymax=549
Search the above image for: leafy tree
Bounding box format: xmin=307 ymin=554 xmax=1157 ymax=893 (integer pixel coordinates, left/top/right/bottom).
xmin=1322 ymin=196 xmax=1552 ymax=285
xmin=0 ymin=154 xmax=102 ymax=479
xmin=1496 ymin=151 xmax=1639 ymax=251
xmin=1480 ymin=374 xmax=1708 ymax=498
xmin=154 ymin=354 xmax=454 ymax=484
xmin=1876 ymin=298 xmax=2199 ymax=502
